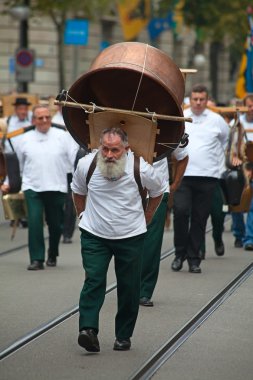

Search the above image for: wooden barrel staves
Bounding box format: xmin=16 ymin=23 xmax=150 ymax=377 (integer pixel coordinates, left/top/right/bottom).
xmin=62 ymin=42 xmax=185 ymax=162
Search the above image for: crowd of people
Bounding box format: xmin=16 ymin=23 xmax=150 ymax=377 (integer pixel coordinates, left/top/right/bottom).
xmin=0 ymin=86 xmax=252 ymax=353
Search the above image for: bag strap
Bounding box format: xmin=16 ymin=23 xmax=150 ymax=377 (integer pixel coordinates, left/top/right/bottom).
xmin=133 ymin=155 xmax=147 ymax=210
xmin=86 ymin=152 xmax=98 ymax=186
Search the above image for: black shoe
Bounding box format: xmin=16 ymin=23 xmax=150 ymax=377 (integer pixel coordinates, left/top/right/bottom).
xmin=234 ymin=238 xmax=243 ymax=248
xmin=244 ymin=243 xmax=253 ymax=251
xmin=171 ymin=257 xmax=183 ymax=271
xmin=63 ymin=237 xmax=72 ymax=244
xmin=113 ymin=338 xmax=131 ymax=351
xmin=215 ymin=241 xmax=225 ymax=256
xmin=46 ymin=257 xmax=57 ymax=267
xmin=78 ymin=329 xmax=100 ymax=352
xmin=27 ymin=261 xmax=44 ymax=270
xmin=189 ymin=265 xmax=201 ymax=273
xmin=139 ymin=297 xmax=154 ymax=307
xmin=20 ymin=219 xmax=28 ymax=228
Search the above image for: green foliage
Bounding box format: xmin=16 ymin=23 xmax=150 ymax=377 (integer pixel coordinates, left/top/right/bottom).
xmin=182 ymin=0 xmax=250 ymax=56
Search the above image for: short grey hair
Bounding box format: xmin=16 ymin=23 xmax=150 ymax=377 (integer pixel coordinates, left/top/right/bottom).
xmin=100 ymin=127 xmax=128 ymax=147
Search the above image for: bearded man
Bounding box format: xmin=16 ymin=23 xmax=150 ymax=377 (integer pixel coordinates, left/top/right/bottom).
xmin=71 ymin=127 xmax=167 ymax=353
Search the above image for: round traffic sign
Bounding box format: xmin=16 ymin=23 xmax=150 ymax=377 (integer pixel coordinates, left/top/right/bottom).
xmin=16 ymin=49 xmax=33 ymax=66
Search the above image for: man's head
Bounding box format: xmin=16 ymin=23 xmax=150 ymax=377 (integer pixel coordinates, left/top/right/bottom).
xmin=190 ymin=84 xmax=209 ymax=116
xmin=243 ymin=94 xmax=253 ymax=122
xmin=97 ymin=127 xmax=129 ymax=180
xmin=12 ymin=97 xmax=31 ymax=121
xmin=32 ymin=105 xmax=51 ymax=133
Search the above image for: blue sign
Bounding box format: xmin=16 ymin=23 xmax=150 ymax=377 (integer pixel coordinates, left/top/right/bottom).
xmin=64 ymin=19 xmax=89 ymax=45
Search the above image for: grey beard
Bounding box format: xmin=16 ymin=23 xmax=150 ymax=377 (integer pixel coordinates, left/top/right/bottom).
xmin=97 ymin=150 xmax=126 ymax=180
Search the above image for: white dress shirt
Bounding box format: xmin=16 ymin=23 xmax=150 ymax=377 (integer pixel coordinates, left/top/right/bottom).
xmin=16 ymin=127 xmax=76 ymax=193
xmin=71 ymin=151 xmax=167 ymax=239
xmin=153 ymin=145 xmax=188 ymax=189
xmin=183 ymin=108 xmax=229 ymax=178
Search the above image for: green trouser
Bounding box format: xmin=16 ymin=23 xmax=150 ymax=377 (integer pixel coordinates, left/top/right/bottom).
xmin=24 ymin=190 xmax=65 ymax=262
xmin=79 ymin=229 xmax=145 ymax=340
xmin=200 ymin=182 xmax=226 ymax=253
xmin=140 ymin=192 xmax=169 ymax=299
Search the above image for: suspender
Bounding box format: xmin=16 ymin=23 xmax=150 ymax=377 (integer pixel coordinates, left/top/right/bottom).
xmin=85 ymin=153 xmax=147 ymax=209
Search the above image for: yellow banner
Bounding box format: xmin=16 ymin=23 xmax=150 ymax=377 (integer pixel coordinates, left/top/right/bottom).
xmin=235 ymin=49 xmax=247 ymax=99
xmin=118 ymin=0 xmax=151 ymax=41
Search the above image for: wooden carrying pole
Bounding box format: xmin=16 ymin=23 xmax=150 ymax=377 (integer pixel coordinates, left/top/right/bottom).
xmin=54 ymin=100 xmax=192 ymax=123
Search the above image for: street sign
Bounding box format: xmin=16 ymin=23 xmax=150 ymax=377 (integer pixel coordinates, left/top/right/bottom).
xmin=15 ymin=48 xmax=35 ymax=83
xmin=64 ymin=19 xmax=89 ymax=45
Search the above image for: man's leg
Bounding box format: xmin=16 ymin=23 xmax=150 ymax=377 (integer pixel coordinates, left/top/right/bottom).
xmin=62 ymin=173 xmax=76 ymax=242
xmin=79 ymin=230 xmax=112 ymax=333
xmin=187 ymin=179 xmax=217 ymax=267
xmin=231 ymin=212 xmax=245 ymax=246
xmin=210 ymin=183 xmax=226 ymax=255
xmin=172 ymin=179 xmax=192 ymax=270
xmin=244 ymin=195 xmax=253 ymax=249
xmin=43 ymin=191 xmax=65 ymax=261
xmin=140 ymin=193 xmax=168 ymax=301
xmin=113 ymin=234 xmax=145 ymax=340
xmin=24 ymin=189 xmax=45 ymax=263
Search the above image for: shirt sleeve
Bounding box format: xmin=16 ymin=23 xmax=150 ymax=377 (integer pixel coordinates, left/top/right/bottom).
xmin=140 ymin=157 xmax=168 ymax=197
xmin=70 ymin=153 xmax=95 ymax=195
xmin=172 ymin=145 xmax=188 ymax=161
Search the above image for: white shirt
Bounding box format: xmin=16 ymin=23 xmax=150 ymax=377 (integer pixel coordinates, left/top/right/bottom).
xmin=240 ymin=114 xmax=253 ymax=141
xmin=4 ymin=113 xmax=32 ymax=153
xmin=71 ymin=151 xmax=167 ymax=239
xmin=183 ymin=108 xmax=229 ymax=178
xmin=16 ymin=127 xmax=76 ymax=193
xmin=153 ymin=145 xmax=188 ymax=189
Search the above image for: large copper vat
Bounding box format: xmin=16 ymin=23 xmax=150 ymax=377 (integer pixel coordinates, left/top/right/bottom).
xmin=63 ymin=42 xmax=185 ymax=161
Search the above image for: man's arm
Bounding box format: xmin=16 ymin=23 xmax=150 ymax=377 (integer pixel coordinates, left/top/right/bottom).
xmin=144 ymin=194 xmax=163 ymax=225
xmin=170 ymin=155 xmax=189 ymax=193
xmin=72 ymin=192 xmax=87 ymax=218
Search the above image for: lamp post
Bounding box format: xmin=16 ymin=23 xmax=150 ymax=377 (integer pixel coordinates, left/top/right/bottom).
xmin=9 ymin=0 xmax=31 ymax=93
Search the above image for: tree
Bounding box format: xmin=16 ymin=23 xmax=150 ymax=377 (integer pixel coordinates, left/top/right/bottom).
xmin=3 ymin=0 xmax=116 ymax=90
xmin=182 ymin=0 xmax=250 ymax=99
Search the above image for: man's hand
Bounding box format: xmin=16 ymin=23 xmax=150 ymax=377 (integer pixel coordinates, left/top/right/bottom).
xmin=1 ymin=183 xmax=10 ymax=194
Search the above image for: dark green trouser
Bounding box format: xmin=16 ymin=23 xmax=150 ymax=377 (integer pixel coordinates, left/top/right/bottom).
xmin=140 ymin=192 xmax=169 ymax=299
xmin=24 ymin=190 xmax=65 ymax=262
xmin=79 ymin=229 xmax=145 ymax=340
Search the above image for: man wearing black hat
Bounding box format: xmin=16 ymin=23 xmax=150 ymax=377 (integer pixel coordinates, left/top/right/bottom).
xmin=3 ymin=97 xmax=32 ymax=153
xmin=1 ymin=97 xmax=32 ymax=228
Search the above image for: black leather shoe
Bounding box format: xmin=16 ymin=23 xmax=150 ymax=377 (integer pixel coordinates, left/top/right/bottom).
xmin=244 ymin=243 xmax=253 ymax=251
xmin=215 ymin=241 xmax=225 ymax=256
xmin=113 ymin=338 xmax=131 ymax=351
xmin=46 ymin=257 xmax=57 ymax=267
xmin=139 ymin=297 xmax=154 ymax=307
xmin=234 ymin=238 xmax=243 ymax=248
xmin=189 ymin=265 xmax=201 ymax=273
xmin=78 ymin=329 xmax=100 ymax=352
xmin=27 ymin=261 xmax=44 ymax=270
xmin=171 ymin=257 xmax=183 ymax=271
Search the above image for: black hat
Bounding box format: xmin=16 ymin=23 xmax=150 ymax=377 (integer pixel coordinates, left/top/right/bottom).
xmin=12 ymin=97 xmax=31 ymax=106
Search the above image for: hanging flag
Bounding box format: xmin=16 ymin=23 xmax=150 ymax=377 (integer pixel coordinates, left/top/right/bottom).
xmin=148 ymin=12 xmax=175 ymax=40
xmin=118 ymin=0 xmax=151 ymax=41
xmin=235 ymin=7 xmax=253 ymax=98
